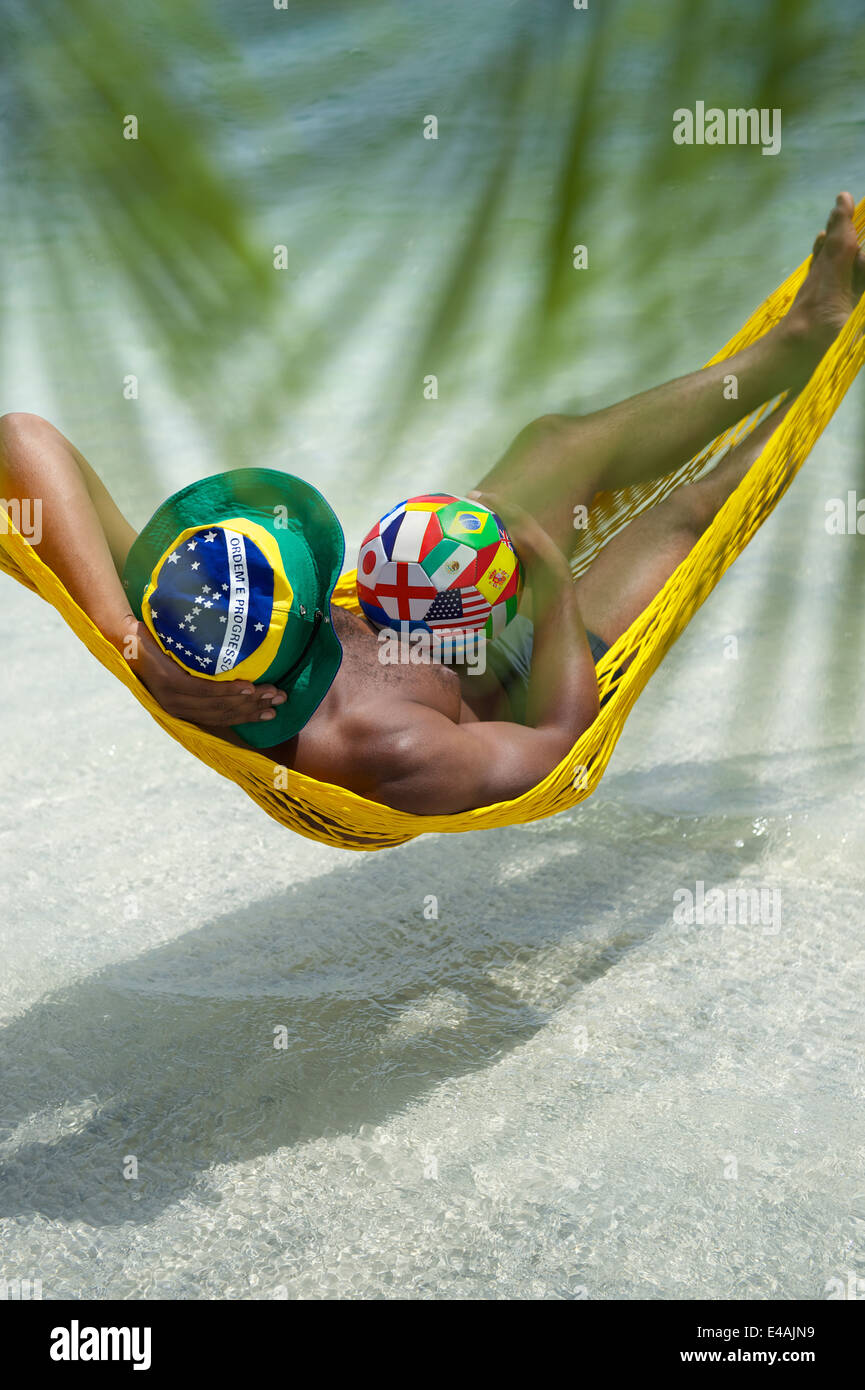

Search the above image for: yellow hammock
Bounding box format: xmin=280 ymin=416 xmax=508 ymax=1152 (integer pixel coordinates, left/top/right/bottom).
xmin=3 ymin=199 xmax=865 ymax=851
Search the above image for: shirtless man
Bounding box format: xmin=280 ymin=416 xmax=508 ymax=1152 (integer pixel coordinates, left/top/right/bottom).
xmin=2 ymin=192 xmax=863 ymax=815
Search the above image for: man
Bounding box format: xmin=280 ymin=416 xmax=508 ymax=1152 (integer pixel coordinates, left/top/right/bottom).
xmin=2 ymin=193 xmax=863 ymax=815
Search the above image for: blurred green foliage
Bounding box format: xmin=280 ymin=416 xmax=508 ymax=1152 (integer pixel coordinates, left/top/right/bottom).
xmin=2 ymin=0 xmax=862 ymax=474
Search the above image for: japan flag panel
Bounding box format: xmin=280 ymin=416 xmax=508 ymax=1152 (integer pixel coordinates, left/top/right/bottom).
xmin=357 ymin=533 xmax=388 ymax=586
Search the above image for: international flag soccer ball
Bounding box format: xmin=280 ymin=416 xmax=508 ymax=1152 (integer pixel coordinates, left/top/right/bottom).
xmin=356 ymin=493 xmax=524 ymax=642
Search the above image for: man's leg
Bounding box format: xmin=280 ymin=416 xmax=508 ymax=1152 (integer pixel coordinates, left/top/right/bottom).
xmin=570 ymin=395 xmax=795 ymax=647
xmin=473 ymin=192 xmax=863 ymax=559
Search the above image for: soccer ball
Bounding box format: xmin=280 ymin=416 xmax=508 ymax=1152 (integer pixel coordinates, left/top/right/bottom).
xmin=356 ymin=493 xmax=524 ymax=643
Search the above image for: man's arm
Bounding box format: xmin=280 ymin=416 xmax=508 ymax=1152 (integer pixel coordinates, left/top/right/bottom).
xmin=370 ymin=706 xmax=586 ymax=814
xmin=373 ymin=495 xmax=600 ymax=814
xmin=0 ymin=412 xmax=283 ymax=730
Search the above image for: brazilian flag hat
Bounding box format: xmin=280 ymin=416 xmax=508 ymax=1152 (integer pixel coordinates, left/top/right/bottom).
xmin=122 ymin=468 xmax=345 ymax=749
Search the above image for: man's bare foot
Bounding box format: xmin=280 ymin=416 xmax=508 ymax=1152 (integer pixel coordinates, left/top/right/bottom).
xmin=783 ymin=192 xmax=864 ymax=368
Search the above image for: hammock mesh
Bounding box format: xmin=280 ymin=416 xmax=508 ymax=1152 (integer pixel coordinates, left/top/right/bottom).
xmin=3 ymin=199 xmax=864 ymax=850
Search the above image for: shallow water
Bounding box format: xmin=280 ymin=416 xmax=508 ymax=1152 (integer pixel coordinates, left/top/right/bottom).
xmin=2 ymin=0 xmax=865 ymax=1300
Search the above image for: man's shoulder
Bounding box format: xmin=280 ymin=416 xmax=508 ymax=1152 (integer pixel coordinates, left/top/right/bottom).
xmin=331 ymin=699 xmax=471 ymax=811
xmin=285 ymin=702 xmax=449 ymax=808
xmin=337 ymin=699 xmax=454 ymax=771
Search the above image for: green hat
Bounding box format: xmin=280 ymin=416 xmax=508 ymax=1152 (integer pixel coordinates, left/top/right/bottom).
xmin=122 ymin=469 xmax=345 ymax=748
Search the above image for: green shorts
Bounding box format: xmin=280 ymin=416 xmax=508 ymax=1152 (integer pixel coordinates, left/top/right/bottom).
xmin=485 ymin=614 xmax=611 ymax=725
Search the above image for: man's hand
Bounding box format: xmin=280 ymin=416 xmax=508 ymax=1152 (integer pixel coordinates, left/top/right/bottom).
xmin=467 ymin=488 xmax=571 ymax=580
xmin=118 ymin=615 xmax=285 ymax=728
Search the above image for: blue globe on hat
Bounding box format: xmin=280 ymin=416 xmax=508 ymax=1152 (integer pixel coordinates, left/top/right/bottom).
xmin=122 ymin=469 xmax=345 ymax=748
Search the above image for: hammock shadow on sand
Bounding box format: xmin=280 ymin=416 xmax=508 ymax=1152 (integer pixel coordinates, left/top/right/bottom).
xmin=0 ymin=814 xmax=775 ymax=1227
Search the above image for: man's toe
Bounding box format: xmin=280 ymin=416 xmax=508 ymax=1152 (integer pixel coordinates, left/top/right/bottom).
xmin=826 ymin=191 xmax=855 ymax=236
